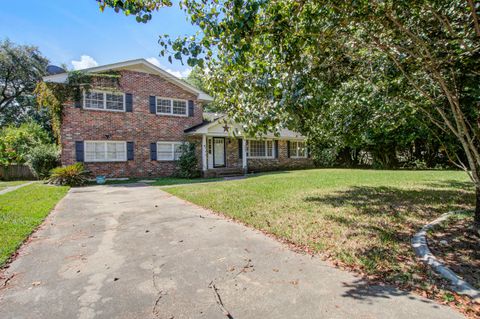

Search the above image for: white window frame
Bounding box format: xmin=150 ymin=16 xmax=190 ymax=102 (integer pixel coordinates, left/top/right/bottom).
xmin=155 ymin=97 xmax=188 ymax=117
xmin=246 ymin=139 xmax=275 ymax=159
xmin=156 ymin=141 xmax=185 ymax=161
xmin=84 ymin=141 xmax=127 ymax=162
xmin=290 ymin=141 xmax=308 ymax=158
xmin=83 ymin=90 xmax=126 ymax=112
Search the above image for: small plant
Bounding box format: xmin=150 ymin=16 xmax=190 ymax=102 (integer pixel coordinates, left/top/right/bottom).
xmin=176 ymin=142 xmax=200 ymax=178
xmin=27 ymin=144 xmax=60 ymax=179
xmin=49 ymin=163 xmax=90 ymax=186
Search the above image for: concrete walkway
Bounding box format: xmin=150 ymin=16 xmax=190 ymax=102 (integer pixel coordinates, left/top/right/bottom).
xmin=0 ymin=184 xmax=463 ymax=319
xmin=0 ymin=181 xmax=35 ymax=195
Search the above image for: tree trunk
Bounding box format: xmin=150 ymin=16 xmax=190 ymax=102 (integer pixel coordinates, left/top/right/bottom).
xmin=475 ymin=187 xmax=480 ymax=234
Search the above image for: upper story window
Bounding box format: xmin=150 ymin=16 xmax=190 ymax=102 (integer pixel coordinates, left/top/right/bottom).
xmin=156 ymin=97 xmax=187 ymax=116
xmin=84 ymin=91 xmax=125 ymax=112
xmin=85 ymin=141 xmax=126 ymax=162
xmin=289 ymin=141 xmax=307 ymax=158
xmin=247 ymin=140 xmax=274 ymax=158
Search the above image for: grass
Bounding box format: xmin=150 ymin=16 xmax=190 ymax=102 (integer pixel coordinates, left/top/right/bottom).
xmin=165 ymin=169 xmax=474 ymax=288
xmin=0 ymin=180 xmax=30 ymax=191
xmin=0 ymin=183 xmax=69 ymax=266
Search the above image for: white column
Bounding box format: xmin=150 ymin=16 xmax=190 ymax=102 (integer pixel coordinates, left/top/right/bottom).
xmin=242 ymin=138 xmax=247 ymax=172
xmin=202 ymin=134 xmax=207 ymax=171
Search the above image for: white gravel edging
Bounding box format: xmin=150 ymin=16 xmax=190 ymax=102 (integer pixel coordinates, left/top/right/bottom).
xmin=412 ymin=211 xmax=480 ymax=301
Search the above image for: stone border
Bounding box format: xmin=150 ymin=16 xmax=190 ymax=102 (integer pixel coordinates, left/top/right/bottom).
xmin=412 ymin=211 xmax=480 ymax=301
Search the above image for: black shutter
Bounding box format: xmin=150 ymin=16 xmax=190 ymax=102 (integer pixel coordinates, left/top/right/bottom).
xmin=125 ymin=93 xmax=133 ymax=112
xmin=307 ymin=145 xmax=311 ymax=158
xmin=127 ymin=142 xmax=134 ymax=160
xmin=287 ymin=141 xmax=291 ymax=158
xmin=149 ymin=96 xmax=156 ymax=114
xmin=274 ymin=140 xmax=279 ymax=159
xmin=238 ymin=139 xmax=243 ymax=159
xmin=150 ymin=143 xmax=157 ymax=160
xmin=188 ymin=100 xmax=194 ymax=117
xmin=75 ymin=141 xmax=84 ymax=162
xmin=74 ymin=93 xmax=83 ymax=108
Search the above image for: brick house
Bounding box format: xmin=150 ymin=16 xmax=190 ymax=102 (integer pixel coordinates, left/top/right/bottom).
xmin=44 ymin=59 xmax=313 ymax=178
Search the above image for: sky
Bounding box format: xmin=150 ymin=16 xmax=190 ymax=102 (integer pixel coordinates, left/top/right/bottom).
xmin=0 ymin=1 xmax=198 ymax=77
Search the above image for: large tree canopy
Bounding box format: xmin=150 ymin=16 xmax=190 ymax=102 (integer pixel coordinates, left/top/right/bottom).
xmin=102 ymin=0 xmax=480 ymax=224
xmin=0 ymin=39 xmax=50 ymax=128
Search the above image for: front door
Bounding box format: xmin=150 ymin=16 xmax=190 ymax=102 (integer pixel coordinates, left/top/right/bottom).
xmin=213 ymin=137 xmax=225 ymax=167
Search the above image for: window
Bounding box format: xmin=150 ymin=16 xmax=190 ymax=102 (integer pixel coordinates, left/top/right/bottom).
xmin=84 ymin=91 xmax=125 ymax=111
xmin=289 ymin=141 xmax=307 ymax=158
xmin=247 ymin=140 xmax=274 ymax=158
xmin=85 ymin=141 xmax=126 ymax=162
xmin=156 ymin=97 xmax=187 ymax=116
xmin=157 ymin=142 xmax=184 ymax=161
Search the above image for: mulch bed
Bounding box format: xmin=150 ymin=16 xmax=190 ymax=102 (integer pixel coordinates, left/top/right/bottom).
xmin=428 ymin=213 xmax=480 ymax=290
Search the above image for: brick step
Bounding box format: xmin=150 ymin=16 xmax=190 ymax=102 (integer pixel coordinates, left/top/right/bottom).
xmin=205 ymin=168 xmax=245 ymax=178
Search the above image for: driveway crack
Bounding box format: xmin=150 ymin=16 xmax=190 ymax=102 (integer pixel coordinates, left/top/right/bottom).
xmin=209 ymin=281 xmax=234 ymax=319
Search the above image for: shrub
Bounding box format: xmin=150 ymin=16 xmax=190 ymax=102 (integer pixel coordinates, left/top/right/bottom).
xmin=0 ymin=121 xmax=51 ymax=166
xmin=26 ymin=144 xmax=59 ymax=178
xmin=49 ymin=163 xmax=89 ymax=186
xmin=176 ymin=143 xmax=200 ymax=178
xmin=313 ymin=147 xmax=338 ymax=167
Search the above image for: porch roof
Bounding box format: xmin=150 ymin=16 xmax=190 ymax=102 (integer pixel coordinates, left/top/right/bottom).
xmin=184 ymin=115 xmax=306 ymax=140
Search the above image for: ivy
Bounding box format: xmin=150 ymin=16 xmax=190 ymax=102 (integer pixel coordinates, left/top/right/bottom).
xmin=34 ymin=71 xmax=121 ymax=142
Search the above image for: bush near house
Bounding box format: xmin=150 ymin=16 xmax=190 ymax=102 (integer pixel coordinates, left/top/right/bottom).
xmin=49 ymin=163 xmax=90 ymax=186
xmin=26 ymin=144 xmax=60 ymax=179
xmin=176 ymin=143 xmax=200 ymax=178
xmin=0 ymin=121 xmax=51 ymax=166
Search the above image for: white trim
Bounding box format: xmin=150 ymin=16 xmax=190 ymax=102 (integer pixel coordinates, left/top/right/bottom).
xmin=242 ymin=138 xmax=247 ymax=169
xmin=83 ymin=90 xmax=126 ymax=112
xmin=289 ymin=141 xmax=308 ymax=158
xmin=246 ymin=139 xmax=275 ymax=159
xmin=155 ymin=96 xmax=188 ymax=117
xmin=43 ymin=58 xmax=213 ymax=102
xmin=84 ymin=141 xmax=127 ymax=162
xmin=156 ymin=141 xmax=184 ymax=161
xmin=201 ymin=135 xmax=207 ymax=171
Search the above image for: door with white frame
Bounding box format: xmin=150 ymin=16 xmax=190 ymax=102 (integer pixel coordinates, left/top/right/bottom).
xmin=213 ymin=137 xmax=226 ymax=168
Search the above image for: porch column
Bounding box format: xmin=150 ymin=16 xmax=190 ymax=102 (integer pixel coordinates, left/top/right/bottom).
xmin=201 ymin=134 xmax=207 ymax=171
xmin=242 ymin=138 xmax=247 ymax=172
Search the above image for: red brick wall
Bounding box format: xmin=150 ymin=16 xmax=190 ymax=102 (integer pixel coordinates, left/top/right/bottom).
xmin=61 ymin=70 xmax=204 ymax=178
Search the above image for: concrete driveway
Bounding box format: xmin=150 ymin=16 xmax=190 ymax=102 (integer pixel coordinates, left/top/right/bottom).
xmin=0 ymin=184 xmax=463 ymax=319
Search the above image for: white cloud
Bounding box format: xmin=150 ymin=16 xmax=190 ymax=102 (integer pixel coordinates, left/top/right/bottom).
xmin=71 ymin=55 xmax=98 ymax=70
xmin=146 ymin=57 xmax=191 ymax=78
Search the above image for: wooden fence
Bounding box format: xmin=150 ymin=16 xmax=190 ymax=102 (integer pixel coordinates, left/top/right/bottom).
xmin=0 ymin=165 xmax=35 ymax=181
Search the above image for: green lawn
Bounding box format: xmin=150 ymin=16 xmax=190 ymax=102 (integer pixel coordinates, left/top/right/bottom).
xmin=165 ymin=169 xmax=474 ymax=290
xmin=0 ymin=180 xmax=30 ymax=191
xmin=0 ymin=183 xmax=69 ymax=266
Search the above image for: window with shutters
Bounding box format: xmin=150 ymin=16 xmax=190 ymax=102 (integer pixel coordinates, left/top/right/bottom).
xmin=289 ymin=141 xmax=307 ymax=158
xmin=84 ymin=90 xmax=125 ymax=111
xmin=247 ymin=140 xmax=274 ymax=158
xmin=156 ymin=97 xmax=187 ymax=116
xmin=157 ymin=142 xmax=185 ymax=161
xmin=84 ymin=141 xmax=127 ymax=162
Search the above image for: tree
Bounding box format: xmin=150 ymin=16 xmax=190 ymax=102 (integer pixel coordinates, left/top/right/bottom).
xmin=0 ymin=39 xmax=50 ymax=128
xmin=102 ymin=1 xmax=480 ymax=228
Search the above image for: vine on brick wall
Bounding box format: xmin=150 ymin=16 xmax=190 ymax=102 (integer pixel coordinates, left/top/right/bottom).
xmin=34 ymin=71 xmax=120 ymax=143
